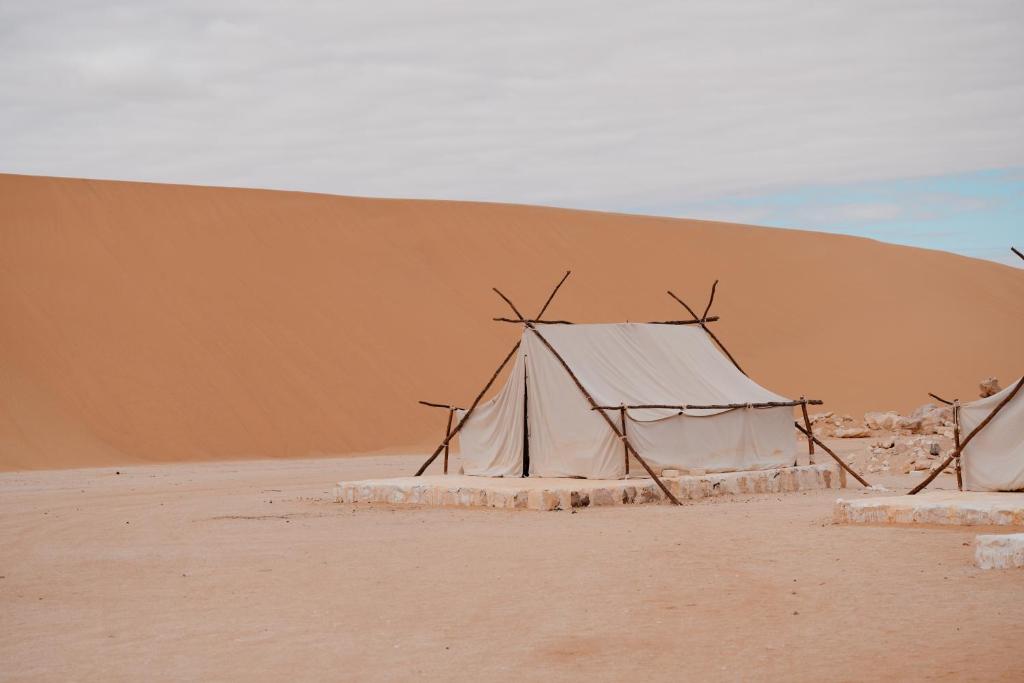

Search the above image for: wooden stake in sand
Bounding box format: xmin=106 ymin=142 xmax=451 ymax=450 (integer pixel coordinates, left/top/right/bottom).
xmin=908 ymin=375 xmax=1024 ymax=495
xmin=793 ymin=422 xmax=872 ymax=487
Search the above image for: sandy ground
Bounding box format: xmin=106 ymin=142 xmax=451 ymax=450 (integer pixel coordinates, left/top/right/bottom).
xmin=2 ymin=450 xmax=1021 ymax=682
xmin=3 ymin=173 xmax=1024 ymax=471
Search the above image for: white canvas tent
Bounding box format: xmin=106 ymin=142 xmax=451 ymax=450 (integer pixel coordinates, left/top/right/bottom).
xmin=959 ymin=377 xmax=1024 ymax=492
xmin=414 ymin=274 xmax=840 ymax=504
xmin=455 ymin=324 xmax=797 ymax=479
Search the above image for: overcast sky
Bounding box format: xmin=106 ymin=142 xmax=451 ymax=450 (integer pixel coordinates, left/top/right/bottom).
xmin=3 ymin=1 xmax=1022 ymax=263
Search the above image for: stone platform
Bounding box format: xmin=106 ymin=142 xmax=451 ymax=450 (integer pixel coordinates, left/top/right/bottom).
xmin=335 ymin=463 xmax=843 ymax=510
xmin=834 ymin=491 xmax=1024 ymax=527
xmin=975 ymin=533 xmax=1024 ymax=569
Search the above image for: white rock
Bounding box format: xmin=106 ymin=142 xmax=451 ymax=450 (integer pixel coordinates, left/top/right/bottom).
xmin=975 ymin=534 xmax=1024 ymax=569
xmin=864 ymin=411 xmax=901 ymax=431
xmin=835 ymin=426 xmax=871 ymax=438
xmin=980 ymin=377 xmax=1002 ymax=398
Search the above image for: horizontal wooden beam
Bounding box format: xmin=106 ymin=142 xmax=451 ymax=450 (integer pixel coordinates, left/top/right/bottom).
xmin=493 ymin=317 xmax=574 ymax=324
xmin=647 ymin=316 xmax=719 ymax=325
xmin=927 ymin=392 xmax=953 ymax=406
xmin=592 ymin=399 xmax=823 ymax=411
xmin=418 ymin=400 xmax=464 ymax=410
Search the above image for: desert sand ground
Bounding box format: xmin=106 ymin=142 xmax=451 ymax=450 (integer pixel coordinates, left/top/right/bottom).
xmin=2 ymin=448 xmax=1020 ymax=682
xmin=3 ymin=173 xmax=1023 ymax=472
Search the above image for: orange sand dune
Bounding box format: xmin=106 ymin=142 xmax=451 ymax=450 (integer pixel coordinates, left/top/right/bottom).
xmin=2 ymin=173 xmax=1022 ymax=471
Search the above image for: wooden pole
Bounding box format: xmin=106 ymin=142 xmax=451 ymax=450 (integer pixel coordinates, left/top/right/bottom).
xmin=492 ymin=287 xmax=526 ymax=321
xmin=493 ymin=318 xmax=574 ymax=325
xmin=414 ymin=340 xmax=522 ymax=476
xmin=646 ymin=317 xmax=720 ymax=325
xmin=793 ymin=422 xmax=872 ymax=487
xmin=701 ymin=280 xmax=719 ymax=321
xmin=443 ymin=408 xmax=454 ymax=474
xmin=667 ymin=289 xmax=747 ymax=376
xmin=494 ymin=316 xmax=720 ymax=326
xmin=908 ymin=374 xmax=1024 ymax=495
xmin=800 ymin=396 xmax=815 ymax=461
xmin=927 ymin=392 xmax=953 ymax=406
xmin=527 ymin=324 xmax=682 ymax=505
xmin=620 ymin=406 xmax=629 ymax=475
xmin=419 ymin=400 xmax=464 ymax=410
xmin=1012 ymin=246 xmax=1023 ymax=262
xmin=536 ymin=271 xmax=571 ymax=319
xmin=591 ymin=399 xmax=823 ymax=411
xmin=953 ymin=401 xmax=962 ymax=491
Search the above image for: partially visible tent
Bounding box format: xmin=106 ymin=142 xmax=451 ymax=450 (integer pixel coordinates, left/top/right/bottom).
xmin=960 ymin=377 xmax=1024 ymax=491
xmin=456 ymin=324 xmax=795 ymax=479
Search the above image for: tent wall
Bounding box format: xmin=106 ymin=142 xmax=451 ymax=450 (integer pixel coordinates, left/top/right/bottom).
xmin=626 ymin=407 xmax=794 ymax=474
xmin=961 ymin=377 xmax=1024 ymax=492
xmin=454 ymin=351 xmax=525 ymax=477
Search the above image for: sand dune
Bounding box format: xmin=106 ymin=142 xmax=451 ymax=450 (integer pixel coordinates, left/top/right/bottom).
xmin=2 ymin=173 xmax=1022 ymax=470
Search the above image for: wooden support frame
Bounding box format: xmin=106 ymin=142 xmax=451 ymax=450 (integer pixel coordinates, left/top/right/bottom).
xmin=416 ymin=271 xmax=828 ymax=505
xmin=666 ymin=281 xmax=747 ymax=376
xmin=908 ymin=375 xmax=1024 ymax=495
xmin=1012 ymin=246 xmax=1023 ymax=262
xmin=793 ymin=422 xmax=872 ymax=487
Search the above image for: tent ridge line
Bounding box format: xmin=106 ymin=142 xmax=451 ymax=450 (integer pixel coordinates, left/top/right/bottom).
xmin=525 ymin=323 xmax=683 ymax=505
xmin=907 ymin=374 xmax=1024 ymax=495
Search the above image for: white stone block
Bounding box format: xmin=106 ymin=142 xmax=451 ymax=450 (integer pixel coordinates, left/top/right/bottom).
xmin=975 ymin=533 xmax=1024 ymax=569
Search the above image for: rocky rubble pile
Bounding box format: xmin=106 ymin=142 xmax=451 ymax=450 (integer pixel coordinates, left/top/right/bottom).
xmin=800 ymin=377 xmax=1005 ymax=477
xmin=804 ymin=404 xmax=955 ymax=476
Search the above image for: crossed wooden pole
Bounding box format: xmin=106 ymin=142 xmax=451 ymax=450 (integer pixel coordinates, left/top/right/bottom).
xmin=411 ymin=272 xmax=572 ymax=478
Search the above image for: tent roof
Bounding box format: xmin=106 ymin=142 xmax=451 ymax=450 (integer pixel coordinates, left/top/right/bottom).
xmin=530 ymin=323 xmax=789 ymax=419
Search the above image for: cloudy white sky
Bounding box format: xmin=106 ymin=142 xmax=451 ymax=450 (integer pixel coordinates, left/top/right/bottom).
xmin=3 ymin=1 xmax=1022 ymax=263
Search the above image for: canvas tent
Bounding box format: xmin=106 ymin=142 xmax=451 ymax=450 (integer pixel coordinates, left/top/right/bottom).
xmin=908 ymin=247 xmax=1022 ymax=495
xmin=414 ymin=274 xmax=850 ymax=504
xmin=455 ymin=324 xmax=796 ymax=479
xmin=959 ymin=378 xmax=1024 ymax=491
